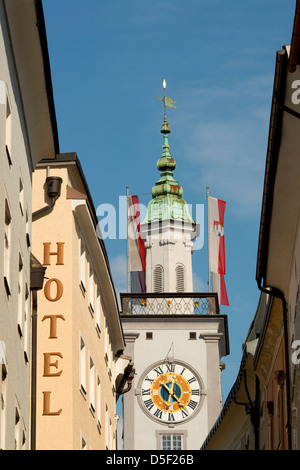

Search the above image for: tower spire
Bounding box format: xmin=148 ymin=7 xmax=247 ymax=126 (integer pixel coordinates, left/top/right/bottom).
xmin=142 ymin=80 xmax=194 ymax=225
xmin=154 ymin=79 xmax=180 ymax=198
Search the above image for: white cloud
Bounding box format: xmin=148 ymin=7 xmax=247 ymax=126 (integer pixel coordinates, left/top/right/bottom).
xmin=186 ymin=119 xmax=265 ymax=217
xmin=173 ymin=75 xmax=272 ymax=218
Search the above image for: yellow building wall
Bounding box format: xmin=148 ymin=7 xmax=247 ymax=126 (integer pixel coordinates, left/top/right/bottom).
xmin=32 ymin=165 xmax=117 ymax=449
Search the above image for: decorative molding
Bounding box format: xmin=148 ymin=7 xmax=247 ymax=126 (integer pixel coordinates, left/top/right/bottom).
xmin=201 ymin=332 xmax=223 ymax=343
xmin=124 ymin=333 xmax=140 ymax=343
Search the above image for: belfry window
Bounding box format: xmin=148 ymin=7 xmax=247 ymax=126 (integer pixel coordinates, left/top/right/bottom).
xmin=153 ymin=265 xmax=163 ymax=293
xmin=175 ymin=264 xmax=185 ymax=292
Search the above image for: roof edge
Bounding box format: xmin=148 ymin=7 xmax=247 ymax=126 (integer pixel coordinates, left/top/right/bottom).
xmin=256 ymin=47 xmax=288 ymax=287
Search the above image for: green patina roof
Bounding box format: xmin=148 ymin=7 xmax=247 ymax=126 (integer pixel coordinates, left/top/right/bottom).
xmin=143 ymin=113 xmax=195 ymax=225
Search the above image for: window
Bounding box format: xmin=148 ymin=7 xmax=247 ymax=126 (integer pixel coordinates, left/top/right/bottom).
xmin=17 ymin=254 xmax=24 ymax=338
xmin=81 ymin=432 xmax=87 ymax=450
xmin=4 ymin=199 xmax=11 ymax=296
xmin=175 ymin=264 xmax=185 ymax=292
xmin=161 ymin=434 xmax=183 ymax=450
xmin=189 ymin=332 xmax=197 ymax=340
xmin=146 ymin=332 xmax=153 ymax=340
xmin=104 ymin=318 xmax=109 ymax=366
xmin=25 ymin=211 xmax=30 ymax=247
xmin=5 ymin=87 xmax=12 ymax=167
xmin=88 ymin=263 xmax=94 ymax=314
xmin=156 ymin=431 xmax=186 ymax=450
xmin=276 ymin=390 xmax=281 ymax=449
xmin=80 ymin=336 xmax=86 ymax=396
xmin=14 ymin=406 xmax=21 ymax=450
xmin=105 ymin=403 xmax=109 ymax=449
xmin=89 ymin=356 xmax=95 ymax=414
xmin=153 ymin=265 xmax=163 ymax=293
xmin=19 ymin=178 xmax=24 ymax=216
xmin=96 ymin=374 xmax=101 ymax=431
xmin=5 ymin=145 xmax=12 ymax=167
xmin=106 ymin=333 xmax=112 ymax=378
xmin=0 ymin=351 xmax=7 ymax=450
xmin=95 ymin=286 xmax=101 ymax=335
xmin=80 ymin=239 xmax=86 ymax=295
xmin=21 ymin=428 xmax=26 ymax=450
xmin=109 ymin=415 xmax=113 ymax=449
xmin=23 ymin=281 xmax=30 ymax=361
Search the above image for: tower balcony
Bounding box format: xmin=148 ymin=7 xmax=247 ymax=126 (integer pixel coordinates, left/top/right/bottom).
xmin=120 ymin=292 xmax=220 ymax=316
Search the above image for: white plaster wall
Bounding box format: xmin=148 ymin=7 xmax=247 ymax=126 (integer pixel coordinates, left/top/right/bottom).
xmin=0 ymin=3 xmax=33 ymax=449
xmin=122 ymin=316 xmax=226 ymax=450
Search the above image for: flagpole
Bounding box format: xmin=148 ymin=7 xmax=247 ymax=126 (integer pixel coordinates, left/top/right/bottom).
xmin=206 ymin=187 xmax=211 ymax=292
xmin=126 ymin=186 xmax=130 ymax=293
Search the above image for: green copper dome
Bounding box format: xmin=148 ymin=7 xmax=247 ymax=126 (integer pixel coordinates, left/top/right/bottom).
xmin=142 ymin=113 xmax=195 ymax=225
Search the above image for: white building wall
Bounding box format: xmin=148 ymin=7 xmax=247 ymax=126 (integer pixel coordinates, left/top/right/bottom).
xmin=0 ymin=2 xmax=33 ymax=450
xmin=122 ymin=316 xmax=226 ymax=450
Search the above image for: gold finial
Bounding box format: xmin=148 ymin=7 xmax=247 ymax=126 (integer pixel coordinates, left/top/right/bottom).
xmin=157 ymin=79 xmax=176 ymax=133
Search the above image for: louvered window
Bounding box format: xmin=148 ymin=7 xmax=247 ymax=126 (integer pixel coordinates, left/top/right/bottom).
xmin=176 ymin=264 xmax=185 ymax=292
xmin=153 ymin=265 xmax=164 ymax=293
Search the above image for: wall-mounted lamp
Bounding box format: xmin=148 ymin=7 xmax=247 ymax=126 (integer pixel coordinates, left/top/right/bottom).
xmin=32 ymin=174 xmax=62 ymax=221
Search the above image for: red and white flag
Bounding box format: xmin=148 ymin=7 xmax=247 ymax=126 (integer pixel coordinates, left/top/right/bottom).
xmin=128 ymin=195 xmax=146 ymax=292
xmin=208 ymin=196 xmax=229 ymax=306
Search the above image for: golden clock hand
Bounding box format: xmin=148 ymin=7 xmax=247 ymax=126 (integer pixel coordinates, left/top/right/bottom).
xmin=160 ymin=379 xmax=176 ymax=408
xmin=167 ymin=378 xmax=175 ymax=405
xmin=168 ymin=387 xmax=189 ymax=412
xmin=160 ymin=381 xmax=172 ymax=406
xmin=160 ymin=379 xmax=190 ymax=414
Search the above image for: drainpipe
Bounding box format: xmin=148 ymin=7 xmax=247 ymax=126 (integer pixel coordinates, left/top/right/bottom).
xmin=257 ymin=281 xmax=292 ymax=450
xmin=116 ymin=363 xmax=135 ymax=399
xmin=233 ymin=370 xmax=260 ymax=450
xmin=30 ymin=260 xmax=46 ymax=450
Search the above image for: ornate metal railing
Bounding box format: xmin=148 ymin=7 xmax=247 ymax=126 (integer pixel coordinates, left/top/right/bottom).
xmin=120 ymin=292 xmax=220 ymax=316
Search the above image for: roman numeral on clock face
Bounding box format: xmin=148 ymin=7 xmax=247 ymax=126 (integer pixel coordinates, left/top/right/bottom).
xmin=188 ymin=376 xmax=196 ymax=384
xmin=181 ymin=409 xmax=189 ymax=418
xmin=153 ymin=408 xmax=163 ymax=419
xmin=187 ymin=400 xmax=198 ymax=410
xmin=144 ymin=376 xmax=154 ymax=384
xmin=153 ymin=366 xmax=163 ymax=376
xmin=165 ymin=364 xmax=175 ymax=373
xmin=144 ymin=399 xmax=154 ymax=411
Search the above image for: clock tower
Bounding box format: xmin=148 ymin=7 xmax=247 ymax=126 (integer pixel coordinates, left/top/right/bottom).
xmin=121 ymin=84 xmax=229 ymax=450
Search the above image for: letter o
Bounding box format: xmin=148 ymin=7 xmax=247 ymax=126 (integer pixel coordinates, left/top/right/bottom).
xmin=44 ymin=278 xmax=63 ymax=302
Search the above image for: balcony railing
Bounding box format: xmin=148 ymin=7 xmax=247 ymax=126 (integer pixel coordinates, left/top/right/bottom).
xmin=120 ymin=292 xmax=220 ymax=316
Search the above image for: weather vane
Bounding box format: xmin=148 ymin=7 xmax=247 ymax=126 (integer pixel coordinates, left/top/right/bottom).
xmin=157 ymin=79 xmax=177 ymax=120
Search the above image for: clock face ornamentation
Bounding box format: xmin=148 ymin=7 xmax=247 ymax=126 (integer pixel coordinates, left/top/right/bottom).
xmin=139 ymin=362 xmax=202 ymax=424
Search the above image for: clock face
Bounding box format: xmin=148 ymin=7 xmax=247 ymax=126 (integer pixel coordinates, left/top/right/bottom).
xmin=140 ymin=362 xmax=201 ymax=424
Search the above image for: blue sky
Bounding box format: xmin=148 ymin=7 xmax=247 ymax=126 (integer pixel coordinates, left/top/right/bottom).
xmin=43 ymin=0 xmax=297 ymax=401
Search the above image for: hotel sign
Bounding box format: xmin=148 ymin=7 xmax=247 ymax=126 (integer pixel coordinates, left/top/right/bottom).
xmin=41 ymin=242 xmax=66 ymax=416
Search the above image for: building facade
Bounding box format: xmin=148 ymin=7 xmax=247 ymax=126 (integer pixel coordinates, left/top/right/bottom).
xmin=0 ymin=0 xmax=58 ymax=450
xmin=0 ymin=0 xmax=132 ymax=450
xmin=121 ymin=107 xmax=229 ymax=450
xmin=31 ymin=154 xmax=131 ymax=450
xmin=202 ymin=293 xmax=289 ymax=450
xmin=203 ymin=0 xmax=300 ymax=450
